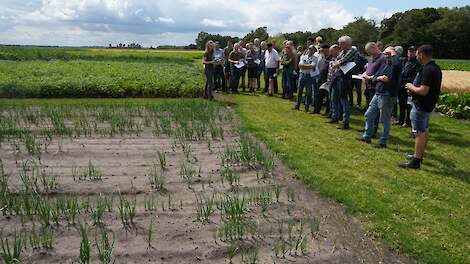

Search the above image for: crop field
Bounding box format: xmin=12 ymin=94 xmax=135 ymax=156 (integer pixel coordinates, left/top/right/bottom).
xmin=436 ymin=59 xmax=470 ymax=72
xmin=441 ymin=70 xmax=470 ymax=93
xmin=0 ymin=99 xmax=413 ymax=263
xmin=0 ymin=47 xmax=204 ymax=98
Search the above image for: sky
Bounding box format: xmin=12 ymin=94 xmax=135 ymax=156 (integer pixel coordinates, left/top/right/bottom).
xmin=0 ymin=0 xmax=468 ymax=47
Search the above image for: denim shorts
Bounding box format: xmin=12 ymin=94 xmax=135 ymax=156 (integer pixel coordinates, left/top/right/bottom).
xmin=410 ymin=105 xmax=431 ymax=133
xmin=266 ymin=68 xmax=277 ymax=80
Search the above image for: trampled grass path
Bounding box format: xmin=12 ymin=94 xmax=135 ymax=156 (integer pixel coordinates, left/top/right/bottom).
xmin=229 ymin=94 xmax=470 ymax=264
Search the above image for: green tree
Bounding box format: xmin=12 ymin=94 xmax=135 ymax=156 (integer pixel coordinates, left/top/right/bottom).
xmin=242 ymin=27 xmax=269 ymax=44
xmin=342 ymin=17 xmax=379 ymax=53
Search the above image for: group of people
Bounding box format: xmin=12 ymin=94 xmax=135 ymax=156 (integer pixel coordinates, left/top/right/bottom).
xmin=202 ymin=36 xmax=442 ymax=169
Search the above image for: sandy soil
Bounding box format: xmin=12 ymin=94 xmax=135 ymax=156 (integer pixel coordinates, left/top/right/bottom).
xmin=0 ymin=108 xmax=415 ymax=264
xmin=442 ymin=70 xmax=470 ymax=93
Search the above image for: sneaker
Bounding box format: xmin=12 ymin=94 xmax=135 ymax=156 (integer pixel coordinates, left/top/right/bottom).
xmin=356 ymin=136 xmax=371 ymax=144
xmin=337 ymin=123 xmax=350 ymax=130
xmin=373 ymin=143 xmax=387 ymax=148
xmin=399 ymin=158 xmax=422 ymax=169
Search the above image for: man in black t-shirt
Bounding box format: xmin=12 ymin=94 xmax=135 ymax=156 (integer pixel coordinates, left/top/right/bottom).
xmin=399 ymin=45 xmax=442 ymax=169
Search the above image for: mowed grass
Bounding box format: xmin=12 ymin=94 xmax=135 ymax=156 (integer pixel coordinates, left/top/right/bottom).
xmin=231 ymin=94 xmax=470 ymax=264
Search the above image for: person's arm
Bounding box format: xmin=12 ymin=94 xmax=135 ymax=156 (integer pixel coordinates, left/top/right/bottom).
xmin=336 ymin=48 xmax=357 ymax=66
xmin=406 ymin=66 xmax=432 ymax=96
xmin=405 ymin=83 xmax=430 ymax=96
xmin=202 ymin=54 xmax=213 ymax=65
xmin=228 ymin=52 xmax=238 ymax=64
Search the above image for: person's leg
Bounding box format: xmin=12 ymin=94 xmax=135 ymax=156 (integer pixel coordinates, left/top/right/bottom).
xmin=400 ymin=106 xmax=430 ymax=168
xmin=348 ymin=82 xmax=354 ymax=107
xmin=304 ymin=76 xmax=313 ymax=112
xmin=288 ymin=71 xmax=296 ymax=99
xmin=415 ymin=131 xmax=429 ymax=159
xmin=312 ymin=76 xmax=320 ymax=111
xmin=263 ymin=68 xmax=269 ymax=93
xmin=240 ymin=67 xmax=246 ymax=90
xmin=405 ymin=104 xmax=412 ymax=126
xmin=205 ymin=69 xmax=214 ymax=99
xmin=230 ymin=68 xmax=240 ymax=93
xmin=281 ymin=70 xmax=288 ymax=98
xmin=355 ymin=79 xmax=362 ymax=106
xmin=398 ymin=88 xmax=406 ymax=125
xmin=273 ymin=75 xmax=278 ymax=94
xmin=378 ymin=95 xmax=393 ymax=145
xmin=330 ymin=78 xmax=340 ymax=121
xmin=315 ymin=89 xmax=325 ymax=113
xmin=363 ymin=95 xmax=379 ymax=141
xmin=295 ymin=74 xmax=305 ymax=109
xmin=340 ymin=76 xmax=351 ymax=127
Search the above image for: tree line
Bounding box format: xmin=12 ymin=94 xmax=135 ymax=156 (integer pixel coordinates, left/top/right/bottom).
xmin=195 ymin=6 xmax=470 ymax=59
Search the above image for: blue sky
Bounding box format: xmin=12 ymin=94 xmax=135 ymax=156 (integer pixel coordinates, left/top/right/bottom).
xmin=0 ymin=0 xmax=468 ymax=47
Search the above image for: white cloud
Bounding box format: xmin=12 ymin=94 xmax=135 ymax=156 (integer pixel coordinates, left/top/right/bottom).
xmin=0 ymin=0 xmax=394 ymax=46
xmin=157 ymin=17 xmax=174 ymax=24
xmin=201 ymin=18 xmax=228 ymax=28
xmin=364 ymin=7 xmax=395 ymax=23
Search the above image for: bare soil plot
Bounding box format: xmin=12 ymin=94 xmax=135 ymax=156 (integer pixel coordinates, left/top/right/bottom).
xmin=0 ymin=101 xmax=414 ymax=263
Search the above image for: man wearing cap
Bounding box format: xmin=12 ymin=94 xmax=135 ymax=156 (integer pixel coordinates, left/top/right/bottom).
xmin=398 ymin=46 xmax=421 ymax=127
xmin=400 ymin=45 xmax=442 ymax=169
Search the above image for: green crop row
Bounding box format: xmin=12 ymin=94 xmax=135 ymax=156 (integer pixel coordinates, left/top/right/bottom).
xmin=436 ymin=92 xmax=470 ymax=119
xmin=436 ymin=59 xmax=470 ymax=71
xmin=0 ymin=60 xmax=204 ymax=98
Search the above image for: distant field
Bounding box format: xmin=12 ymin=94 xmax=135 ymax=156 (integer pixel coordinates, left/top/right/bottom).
xmin=436 ymin=59 xmax=470 ymax=71
xmin=0 ymin=47 xmax=204 ymax=98
xmin=441 ymin=71 xmax=470 ymax=93
xmin=0 ymin=46 xmax=203 ymax=62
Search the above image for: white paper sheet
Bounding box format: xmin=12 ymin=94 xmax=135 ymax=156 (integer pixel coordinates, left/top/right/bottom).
xmin=235 ymin=61 xmax=245 ymax=69
xmin=254 ymin=59 xmax=261 ymax=65
xmin=340 ymin=62 xmax=356 ymax=74
xmin=352 ymin=74 xmax=364 ymax=80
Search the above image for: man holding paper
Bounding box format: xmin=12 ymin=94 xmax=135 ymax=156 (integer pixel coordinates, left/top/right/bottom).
xmin=228 ymin=43 xmax=245 ymax=93
xmin=328 ymin=35 xmax=357 ymax=129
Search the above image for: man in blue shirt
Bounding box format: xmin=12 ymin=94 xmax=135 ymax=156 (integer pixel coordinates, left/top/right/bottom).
xmin=357 ymin=47 xmax=396 ymax=148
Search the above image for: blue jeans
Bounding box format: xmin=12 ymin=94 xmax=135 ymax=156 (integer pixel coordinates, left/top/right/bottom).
xmin=295 ymin=73 xmax=314 ymax=110
xmin=331 ymin=76 xmax=350 ymax=124
xmin=312 ymin=75 xmax=320 ymax=109
xmin=363 ymin=94 xmax=394 ymax=144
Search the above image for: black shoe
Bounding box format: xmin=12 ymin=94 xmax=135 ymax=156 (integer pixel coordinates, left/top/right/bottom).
xmin=373 ymin=143 xmax=387 ymax=149
xmin=305 ymin=108 xmax=309 ymax=113
xmin=356 ymin=136 xmax=371 ymax=144
xmin=337 ymin=123 xmax=350 ymax=130
xmin=399 ymin=158 xmax=422 ymax=169
xmin=293 ymin=106 xmax=300 ymax=110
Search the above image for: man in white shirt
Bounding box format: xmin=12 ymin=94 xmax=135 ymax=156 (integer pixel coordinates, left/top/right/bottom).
xmin=264 ymin=43 xmax=280 ymax=96
xmin=295 ymin=45 xmax=319 ymax=112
